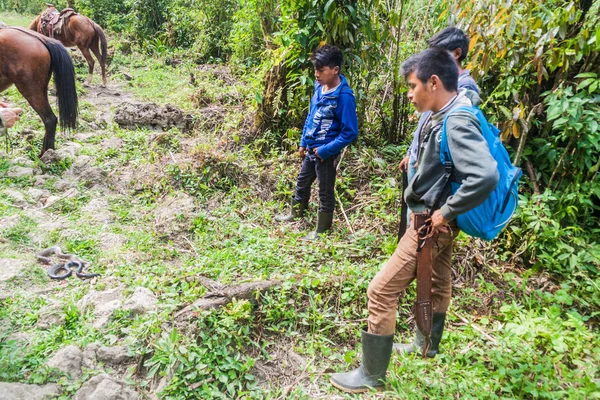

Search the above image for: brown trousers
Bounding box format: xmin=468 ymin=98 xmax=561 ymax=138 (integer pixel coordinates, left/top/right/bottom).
xmin=367 ymin=216 xmax=459 ymax=335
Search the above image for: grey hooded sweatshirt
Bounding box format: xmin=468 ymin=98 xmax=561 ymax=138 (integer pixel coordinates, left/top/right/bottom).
xmin=405 ymin=89 xmax=499 ymax=221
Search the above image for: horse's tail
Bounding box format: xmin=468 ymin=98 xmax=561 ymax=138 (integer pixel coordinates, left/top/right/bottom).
xmin=44 ymin=38 xmax=78 ymax=130
xmin=92 ymin=22 xmax=107 ymax=64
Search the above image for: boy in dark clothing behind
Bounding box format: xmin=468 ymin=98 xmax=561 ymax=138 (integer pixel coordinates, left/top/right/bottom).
xmin=275 ymin=44 xmax=359 ymax=241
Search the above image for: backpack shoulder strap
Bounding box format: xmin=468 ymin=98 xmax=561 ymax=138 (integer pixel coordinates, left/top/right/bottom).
xmin=440 ymin=105 xmax=478 ymax=165
xmin=431 ymin=105 xmax=477 ymax=211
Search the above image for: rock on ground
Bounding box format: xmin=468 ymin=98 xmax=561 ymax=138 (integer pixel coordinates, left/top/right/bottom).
xmin=114 ymin=101 xmax=193 ymax=132
xmin=0 ymin=258 xmax=28 ymax=283
xmin=99 ymin=233 xmax=127 ymax=252
xmin=0 ymin=382 xmax=60 ymax=400
xmin=123 ymin=287 xmax=158 ymax=316
xmin=65 ymin=156 xmax=107 ymax=186
xmin=7 ymin=166 xmax=34 ymax=178
xmin=154 ymin=192 xmax=196 ymax=237
xmin=0 ymin=215 xmax=20 ymax=233
xmin=77 ymin=287 xmax=124 ymax=329
xmin=37 ymin=302 xmax=65 ymax=329
xmin=96 ymin=346 xmax=134 ymax=366
xmin=73 ymin=374 xmax=138 ymax=400
xmin=2 ymin=189 xmax=26 ymax=206
xmin=27 ymin=188 xmax=51 ymax=204
xmin=47 ymin=345 xmax=84 ymax=379
xmin=82 ymin=198 xmax=114 ymax=224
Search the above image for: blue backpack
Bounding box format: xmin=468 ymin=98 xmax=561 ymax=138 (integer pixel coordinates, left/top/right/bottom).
xmin=439 ymin=106 xmax=522 ymax=241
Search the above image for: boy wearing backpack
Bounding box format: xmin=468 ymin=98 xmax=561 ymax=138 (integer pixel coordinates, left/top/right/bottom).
xmin=330 ymin=48 xmax=499 ymax=393
xmin=400 ymin=27 xmax=479 ymax=200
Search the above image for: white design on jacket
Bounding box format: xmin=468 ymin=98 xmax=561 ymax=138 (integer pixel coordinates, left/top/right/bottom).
xmin=306 ymin=102 xmax=336 ymax=141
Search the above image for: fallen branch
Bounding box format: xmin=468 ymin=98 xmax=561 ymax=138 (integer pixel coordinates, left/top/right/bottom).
xmin=175 ymin=279 xmax=282 ymax=321
xmin=335 ymin=192 xmax=354 ymax=234
xmin=453 ymin=311 xmax=499 ymax=346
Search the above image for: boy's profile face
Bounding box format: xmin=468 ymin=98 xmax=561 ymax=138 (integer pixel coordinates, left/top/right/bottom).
xmin=314 ymin=65 xmax=340 ymax=87
xmin=407 ymin=71 xmax=436 ymax=113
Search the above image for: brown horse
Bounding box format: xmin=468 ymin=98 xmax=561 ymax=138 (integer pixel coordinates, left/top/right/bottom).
xmin=30 ymin=11 xmax=108 ymax=87
xmin=0 ymin=26 xmax=78 ymax=155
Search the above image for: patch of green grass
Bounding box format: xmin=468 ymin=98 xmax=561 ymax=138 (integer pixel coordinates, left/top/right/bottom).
xmin=0 ymin=11 xmax=35 ymax=28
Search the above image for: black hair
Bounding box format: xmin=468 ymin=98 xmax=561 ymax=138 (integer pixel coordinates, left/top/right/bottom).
xmin=310 ymin=44 xmax=343 ymax=70
xmin=427 ymin=27 xmax=470 ymax=62
xmin=400 ymin=48 xmax=459 ymax=92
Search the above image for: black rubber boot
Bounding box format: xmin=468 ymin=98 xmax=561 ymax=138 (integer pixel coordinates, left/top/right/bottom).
xmin=301 ymin=211 xmax=333 ymax=241
xmin=393 ymin=313 xmax=446 ymax=358
xmin=330 ymin=329 xmax=394 ymax=393
xmin=274 ymin=199 xmax=307 ymax=222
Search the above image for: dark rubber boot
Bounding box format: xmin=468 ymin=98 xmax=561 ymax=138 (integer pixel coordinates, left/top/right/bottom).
xmin=274 ymin=199 xmax=307 ymax=222
xmin=393 ymin=329 xmax=425 ymax=355
xmin=301 ymin=211 xmax=333 ymax=241
xmin=330 ymin=329 xmax=394 ymax=393
xmin=393 ymin=313 xmax=446 ymax=358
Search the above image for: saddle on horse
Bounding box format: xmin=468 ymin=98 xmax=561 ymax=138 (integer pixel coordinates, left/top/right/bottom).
xmin=39 ymin=4 xmax=77 ymax=38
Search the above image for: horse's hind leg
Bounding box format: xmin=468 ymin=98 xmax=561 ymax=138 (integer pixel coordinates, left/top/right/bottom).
xmin=14 ymin=81 xmax=57 ymax=155
xmin=90 ymin=40 xmax=106 ymax=88
xmin=78 ymin=45 xmax=95 ymax=86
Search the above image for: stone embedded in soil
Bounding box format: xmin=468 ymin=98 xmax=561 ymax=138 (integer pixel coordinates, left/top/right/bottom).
xmin=0 ymin=382 xmax=60 ymax=400
xmin=123 ymin=287 xmax=158 ymax=316
xmin=0 ymin=258 xmax=28 ymax=283
xmin=7 ymin=166 xmax=34 ymax=178
xmin=11 ymin=157 xmax=34 ymax=168
xmin=27 ymin=188 xmax=51 ymax=204
xmin=47 ymin=345 xmax=84 ymax=379
xmin=73 ymin=374 xmax=138 ymax=400
xmin=2 ymin=189 xmax=27 ymax=206
xmin=82 ymin=198 xmax=115 ymax=224
xmin=56 ymin=142 xmax=82 ymax=159
xmin=53 ymin=178 xmax=75 ymax=191
xmin=65 ymin=156 xmax=107 ymax=186
xmin=102 ymin=137 xmax=123 ymax=151
xmin=33 ymin=174 xmax=52 ymax=187
xmin=0 ymin=215 xmax=20 ymax=233
xmin=154 ymin=192 xmax=196 ymax=237
xmin=100 ymin=233 xmax=127 ymax=252
xmin=37 ymin=302 xmax=66 ymax=329
xmin=39 ymin=149 xmax=62 ymax=165
xmin=114 ymin=101 xmax=193 ymax=132
xmin=77 ymin=287 xmax=124 ymax=329
xmin=96 ymin=346 xmax=133 ymax=366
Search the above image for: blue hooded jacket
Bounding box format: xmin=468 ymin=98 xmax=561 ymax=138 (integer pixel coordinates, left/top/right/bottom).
xmin=300 ymin=75 xmax=358 ymax=160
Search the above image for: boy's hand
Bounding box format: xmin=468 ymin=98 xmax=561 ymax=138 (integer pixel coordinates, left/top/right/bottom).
xmin=313 ymin=147 xmax=323 ymax=160
xmin=399 ymin=156 xmax=410 ymax=172
xmin=1 ymin=107 xmax=23 ymax=128
xmin=298 ymin=147 xmax=306 ymax=158
xmin=430 ymin=209 xmax=449 ymax=233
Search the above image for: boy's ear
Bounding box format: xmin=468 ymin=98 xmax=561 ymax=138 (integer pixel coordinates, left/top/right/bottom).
xmin=430 ymin=75 xmax=441 ymax=90
xmin=334 ymin=66 xmax=340 ymax=74
xmin=452 ymin=48 xmax=462 ymax=61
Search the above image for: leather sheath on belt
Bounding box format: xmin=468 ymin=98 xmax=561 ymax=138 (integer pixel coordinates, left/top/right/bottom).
xmin=414 ymin=211 xmax=435 ymax=357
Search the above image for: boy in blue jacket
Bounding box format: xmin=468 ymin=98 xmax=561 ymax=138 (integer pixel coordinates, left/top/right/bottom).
xmin=275 ymin=44 xmax=358 ymax=241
